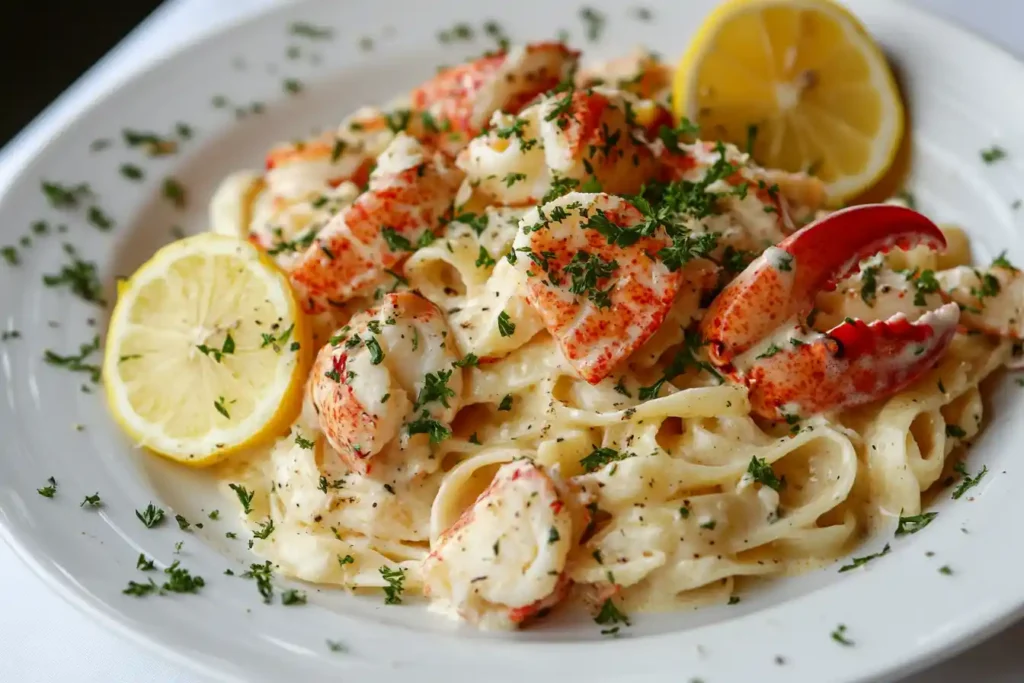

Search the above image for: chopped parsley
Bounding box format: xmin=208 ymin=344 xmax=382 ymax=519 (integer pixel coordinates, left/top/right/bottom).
xmin=562 ymin=251 xmax=618 ymax=308
xmin=837 ymin=543 xmax=890 ymax=573
xmin=497 ymin=310 xmax=515 ymax=337
xmin=42 ymin=181 xmax=92 ymax=209
xmin=992 ymin=251 xmax=1017 ymax=270
xmin=453 ymin=353 xmax=479 ymax=368
xmin=295 ymin=434 xmax=315 ymax=449
xmin=453 ymin=211 xmax=489 ymax=236
xmin=755 ymin=343 xmax=783 ymax=360
xmin=43 ymin=335 xmax=102 ymax=382
xmin=260 ymin=323 xmax=295 ymax=352
xmin=497 ymin=394 xmax=513 ymax=411
xmin=37 ymin=476 xmax=57 ymax=498
xmin=494 ymin=117 xmax=526 ymax=141
xmin=136 ymin=503 xmax=165 ymax=528
xmin=379 ymin=566 xmax=406 ymax=604
xmin=579 ymin=7 xmax=606 ymax=42
xmin=588 ymin=174 xmax=723 ymax=271
xmin=365 ymin=336 xmax=385 ymax=365
xmin=895 ymin=512 xmax=937 ymax=536
xmin=281 ymin=588 xmax=307 ymax=605
xmin=951 ymin=461 xmax=987 ymax=499
xmin=381 ymin=227 xmax=415 ymax=252
xmin=229 ymin=483 xmax=255 ymax=514
xmin=475 ymin=246 xmax=496 ymax=268
xmin=482 ymin=20 xmax=510 ymax=50
xmin=197 ymin=332 xmax=235 ymax=362
xmin=594 ymin=598 xmax=630 ymax=634
xmin=87 ymin=206 xmax=114 ymax=230
xmin=721 ymin=245 xmax=755 ymax=274
xmin=137 ymin=554 xmax=156 ymax=571
xmin=80 ymin=493 xmax=102 ymax=508
xmin=407 ymin=410 xmax=451 ymax=444
xmin=540 ymin=176 xmax=582 ymax=204
xmin=162 ymin=178 xmax=187 ymax=208
xmin=161 ymin=561 xmax=205 ymax=594
xmin=318 ymin=476 xmax=344 ymax=493
xmin=416 ymin=370 xmax=456 ymax=409
xmin=656 ymin=117 xmax=701 ymax=149
xmin=746 ymin=456 xmax=783 ymax=491
xmin=971 ymin=270 xmax=1001 ymax=300
xmin=290 ymin=21 xmax=333 ymax=39
xmin=243 ymin=561 xmax=274 ymax=603
xmin=123 ymin=579 xmax=158 ymax=596
xmin=123 ymin=129 xmax=179 ymax=156
xmin=385 ymin=108 xmax=412 ymax=134
xmin=214 ymin=396 xmax=231 ymax=419
xmin=252 ymin=518 xmax=275 ymax=540
xmin=503 ymin=172 xmax=527 ymax=187
xmin=945 ymin=424 xmax=967 ymax=439
xmin=283 ymin=78 xmax=303 ymax=94
xmin=860 ymin=262 xmax=880 ymax=306
xmin=831 ymin=624 xmax=854 ymax=646
xmin=42 ymin=244 xmax=105 ymax=305
xmin=980 ymin=146 xmax=1008 ymax=164
xmin=908 ymin=268 xmax=940 ymax=306
xmin=419 ymin=111 xmax=443 ymax=133
xmin=580 ymin=445 xmax=634 ymax=473
xmin=120 ymin=164 xmax=144 ymax=181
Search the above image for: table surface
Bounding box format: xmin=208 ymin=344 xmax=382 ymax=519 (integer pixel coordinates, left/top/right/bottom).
xmin=1 ymin=0 xmax=1022 ymax=681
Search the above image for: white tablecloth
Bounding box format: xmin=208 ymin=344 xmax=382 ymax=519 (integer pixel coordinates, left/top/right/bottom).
xmin=1 ymin=1 xmax=1022 ymax=680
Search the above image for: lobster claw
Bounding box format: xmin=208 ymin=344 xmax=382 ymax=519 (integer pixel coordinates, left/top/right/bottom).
xmin=701 ymin=204 xmax=960 ymax=419
xmin=745 ymin=304 xmax=960 ymax=419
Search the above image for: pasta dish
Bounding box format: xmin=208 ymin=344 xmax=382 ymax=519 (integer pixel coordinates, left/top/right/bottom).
xmin=144 ymin=43 xmax=1022 ymax=630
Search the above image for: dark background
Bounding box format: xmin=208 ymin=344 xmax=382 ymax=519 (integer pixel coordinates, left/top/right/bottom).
xmin=1 ymin=1 xmax=163 ymax=147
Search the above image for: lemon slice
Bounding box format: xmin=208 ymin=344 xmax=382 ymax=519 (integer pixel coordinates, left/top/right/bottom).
xmin=104 ymin=234 xmax=311 ymax=466
xmin=674 ymin=0 xmax=904 ymax=203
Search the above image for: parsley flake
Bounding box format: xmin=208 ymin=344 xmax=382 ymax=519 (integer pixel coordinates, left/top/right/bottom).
xmin=37 ymin=476 xmax=57 ymax=498
xmin=497 ymin=310 xmax=516 ymax=337
xmin=837 ymin=543 xmax=890 ymax=572
xmin=80 ymin=493 xmax=102 ymax=508
xmin=895 ymin=512 xmax=937 ymax=536
xmin=379 ymin=566 xmax=406 ymax=604
xmin=746 ymin=456 xmax=783 ymax=490
xmin=229 ymin=483 xmax=255 ymax=514
xmin=136 ymin=503 xmax=165 ymax=528
xmin=951 ymin=462 xmax=987 ymax=499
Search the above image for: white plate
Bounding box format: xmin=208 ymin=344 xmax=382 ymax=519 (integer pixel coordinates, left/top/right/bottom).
xmin=1 ymin=0 xmax=1023 ymax=681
